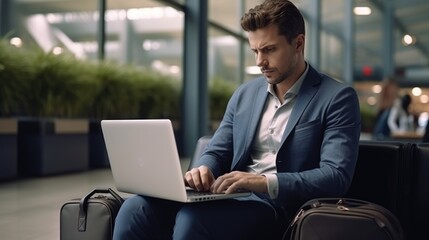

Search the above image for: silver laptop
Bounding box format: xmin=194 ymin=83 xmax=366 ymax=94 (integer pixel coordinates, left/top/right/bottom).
xmin=101 ymin=119 xmax=251 ymax=202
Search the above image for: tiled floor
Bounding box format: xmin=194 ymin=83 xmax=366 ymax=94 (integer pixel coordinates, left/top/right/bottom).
xmin=0 ymin=160 xmax=190 ymax=240
xmin=0 ymin=169 xmax=116 ymax=240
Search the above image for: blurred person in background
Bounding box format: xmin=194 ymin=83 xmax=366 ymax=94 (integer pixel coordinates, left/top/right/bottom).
xmin=422 ymin=120 xmax=429 ymax=142
xmin=372 ymin=77 xmax=399 ymax=139
xmin=387 ymin=93 xmax=415 ymax=135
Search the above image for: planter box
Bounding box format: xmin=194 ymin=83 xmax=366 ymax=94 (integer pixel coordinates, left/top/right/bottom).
xmin=0 ymin=118 xmax=18 ymax=180
xmin=89 ymin=120 xmax=109 ymax=168
xmin=18 ymin=118 xmax=89 ymax=176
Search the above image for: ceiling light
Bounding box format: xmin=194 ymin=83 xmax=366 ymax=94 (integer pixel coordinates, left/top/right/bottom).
xmin=372 ymin=84 xmax=382 ymax=94
xmin=366 ymin=96 xmax=377 ymax=106
xmin=143 ymin=40 xmax=161 ymax=51
xmin=402 ymin=34 xmax=415 ymax=46
xmin=52 ymin=47 xmax=63 ymax=55
xmin=412 ymin=87 xmax=422 ymax=96
xmin=10 ymin=37 xmax=22 ymax=47
xmin=169 ymin=65 xmax=180 ymax=75
xmin=354 ymin=7 xmax=371 ymax=16
xmin=245 ymin=66 xmax=261 ymax=75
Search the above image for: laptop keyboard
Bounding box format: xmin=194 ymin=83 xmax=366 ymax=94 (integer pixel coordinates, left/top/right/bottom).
xmin=186 ymin=190 xmax=219 ymax=196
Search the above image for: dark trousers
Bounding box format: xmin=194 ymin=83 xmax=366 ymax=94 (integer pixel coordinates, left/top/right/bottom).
xmin=113 ymin=195 xmax=284 ymax=240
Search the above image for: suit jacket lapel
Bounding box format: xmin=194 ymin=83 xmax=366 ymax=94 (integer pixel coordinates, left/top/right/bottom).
xmin=281 ymin=66 xmax=321 ymax=143
xmin=246 ymin=82 xmax=268 ymax=146
xmin=232 ymin=79 xmax=268 ymax=170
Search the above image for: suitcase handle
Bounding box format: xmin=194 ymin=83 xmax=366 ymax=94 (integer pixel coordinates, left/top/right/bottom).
xmin=309 ymin=198 xmax=373 ymax=208
xmin=78 ymin=188 xmax=124 ymax=232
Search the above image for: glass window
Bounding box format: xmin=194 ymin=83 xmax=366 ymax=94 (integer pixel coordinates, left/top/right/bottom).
xmin=207 ymin=0 xmax=265 ymax=83
xmin=319 ymin=0 xmax=345 ymax=79
xmin=12 ymin=0 xmax=185 ymax=80
xmin=106 ymin=0 xmax=184 ymax=79
xmin=243 ymin=0 xmax=263 ymax=82
xmin=245 ymin=0 xmax=264 ymax=10
xmin=320 ymin=31 xmax=344 ymax=80
xmin=354 ymin=0 xmax=383 ymax=70
xmin=209 ymin=0 xmax=240 ymax=31
xmin=208 ymin=27 xmax=240 ymax=85
xmin=13 ymin=0 xmax=98 ymax=57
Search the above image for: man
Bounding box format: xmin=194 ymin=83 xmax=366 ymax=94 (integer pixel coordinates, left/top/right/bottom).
xmin=113 ymin=1 xmax=361 ymax=239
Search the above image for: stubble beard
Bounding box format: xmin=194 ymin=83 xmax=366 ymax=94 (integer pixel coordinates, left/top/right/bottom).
xmin=269 ymin=69 xmax=292 ymax=85
xmin=264 ymin=54 xmax=298 ymax=85
xmin=265 ymin=62 xmax=296 ymax=85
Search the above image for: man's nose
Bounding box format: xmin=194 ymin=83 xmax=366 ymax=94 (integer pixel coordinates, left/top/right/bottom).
xmin=257 ymin=56 xmax=268 ymax=67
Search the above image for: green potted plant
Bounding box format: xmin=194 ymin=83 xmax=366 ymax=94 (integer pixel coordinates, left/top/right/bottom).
xmin=88 ymin=62 xmax=181 ymax=168
xmin=0 ymin=39 xmax=36 ymax=179
xmin=1 ymin=38 xmax=182 ymax=175
xmin=17 ymin=49 xmax=97 ymax=176
xmin=132 ymin=69 xmax=181 ymax=120
xmin=87 ymin=61 xmax=141 ymax=168
xmin=209 ymin=77 xmax=236 ymax=132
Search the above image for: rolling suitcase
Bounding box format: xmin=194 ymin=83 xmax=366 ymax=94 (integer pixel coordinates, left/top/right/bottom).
xmin=284 ymin=198 xmax=405 ymax=240
xmin=60 ymin=188 xmax=124 ymax=240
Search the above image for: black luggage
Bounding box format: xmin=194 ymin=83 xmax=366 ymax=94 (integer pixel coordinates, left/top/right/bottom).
xmin=60 ymin=188 xmax=124 ymax=240
xmin=284 ymin=198 xmax=405 ymax=240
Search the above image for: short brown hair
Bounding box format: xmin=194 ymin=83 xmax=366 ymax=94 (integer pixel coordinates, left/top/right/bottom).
xmin=240 ymin=0 xmax=305 ymax=43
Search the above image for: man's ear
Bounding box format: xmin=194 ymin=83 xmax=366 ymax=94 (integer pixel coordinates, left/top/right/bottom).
xmin=295 ymin=34 xmax=305 ymax=52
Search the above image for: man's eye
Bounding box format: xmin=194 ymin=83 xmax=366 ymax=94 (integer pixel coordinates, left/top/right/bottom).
xmin=259 ymin=48 xmax=271 ymax=54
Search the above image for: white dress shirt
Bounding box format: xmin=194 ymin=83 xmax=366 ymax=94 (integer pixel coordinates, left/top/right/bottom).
xmin=246 ymin=63 xmax=308 ymax=199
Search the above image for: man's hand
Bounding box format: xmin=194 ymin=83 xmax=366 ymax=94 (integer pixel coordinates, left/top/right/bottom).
xmin=210 ymin=171 xmax=267 ymax=194
xmin=184 ymin=166 xmax=215 ymax=192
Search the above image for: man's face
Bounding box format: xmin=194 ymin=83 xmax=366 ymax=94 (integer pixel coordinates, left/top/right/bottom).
xmin=248 ymin=24 xmax=301 ymax=85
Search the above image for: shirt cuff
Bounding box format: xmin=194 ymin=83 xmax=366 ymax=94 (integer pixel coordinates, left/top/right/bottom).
xmin=264 ymin=173 xmax=279 ymax=199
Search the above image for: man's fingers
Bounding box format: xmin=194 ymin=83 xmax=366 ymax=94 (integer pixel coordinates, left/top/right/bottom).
xmin=210 ymin=171 xmax=266 ymax=193
xmin=211 ymin=172 xmax=236 ymax=193
xmin=184 ymin=166 xmax=214 ymax=191
xmin=184 ymin=171 xmax=195 ymax=187
xmin=198 ymin=166 xmax=215 ymax=190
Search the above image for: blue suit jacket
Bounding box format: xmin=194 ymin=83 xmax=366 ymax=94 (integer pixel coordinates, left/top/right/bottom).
xmin=198 ymin=65 xmax=361 ymax=211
